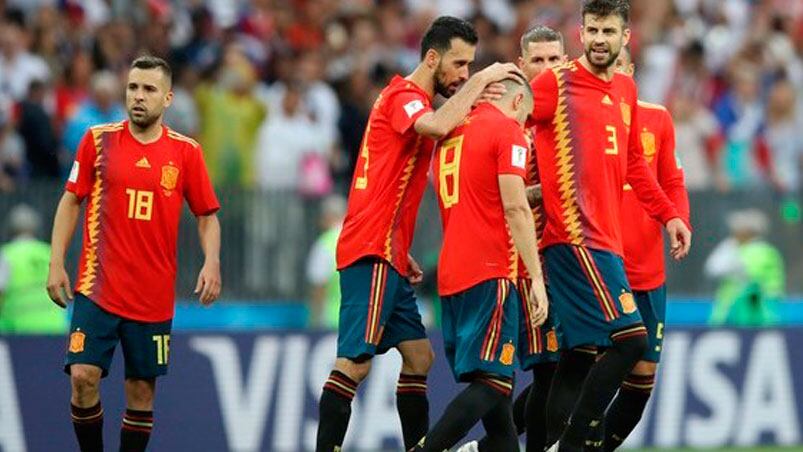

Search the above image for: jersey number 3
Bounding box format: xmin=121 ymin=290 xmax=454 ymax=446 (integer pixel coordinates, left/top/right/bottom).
xmin=438 ymin=135 xmax=464 ymax=208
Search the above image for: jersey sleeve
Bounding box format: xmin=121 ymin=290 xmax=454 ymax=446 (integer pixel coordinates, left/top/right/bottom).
xmin=625 ymin=93 xmax=680 ymax=225
xmin=388 ymin=89 xmax=433 ymax=135
xmin=528 ymin=70 xmax=559 ymax=126
xmin=496 ymin=121 xmax=529 ymax=179
xmin=656 ymin=109 xmax=691 ymax=226
xmin=183 ymin=145 xmax=221 ymax=216
xmin=65 ymin=131 xmax=98 ymax=200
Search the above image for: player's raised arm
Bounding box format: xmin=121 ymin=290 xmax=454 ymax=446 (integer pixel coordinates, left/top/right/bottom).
xmin=414 ymin=62 xmax=525 ymax=140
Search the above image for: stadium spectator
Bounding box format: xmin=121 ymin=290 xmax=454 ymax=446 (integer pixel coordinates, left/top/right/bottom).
xmin=62 ymin=70 xmax=125 ymax=157
xmin=17 ymin=79 xmax=60 ymax=179
xmin=0 ymin=109 xmax=24 ymax=192
xmin=195 ymin=44 xmax=265 ymax=187
xmin=163 ymin=63 xmax=200 ymax=138
xmin=53 ymin=51 xmax=93 ymax=135
xmin=712 ymin=66 xmax=770 ymax=191
xmin=671 ymin=90 xmax=719 ymax=191
xmin=305 ymin=195 xmax=347 ymax=330
xmin=705 ymin=209 xmax=786 ymax=327
xmin=0 ymin=13 xmax=50 ymax=102
xmin=0 ymin=204 xmax=67 ymax=334
xmin=764 ymin=77 xmax=803 ymax=194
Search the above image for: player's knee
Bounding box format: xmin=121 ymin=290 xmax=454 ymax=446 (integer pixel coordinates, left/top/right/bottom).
xmin=335 ymin=357 xmax=372 ymax=383
xmin=401 ymin=343 xmax=435 ymax=375
xmin=631 ymin=360 xmax=657 ymax=376
xmin=612 ymin=332 xmax=648 ymax=363
xmin=70 ymin=366 xmax=101 ymax=397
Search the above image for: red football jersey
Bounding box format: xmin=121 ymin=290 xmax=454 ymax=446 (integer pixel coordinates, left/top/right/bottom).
xmin=622 ymin=101 xmax=690 ymax=290
xmin=529 ymin=60 xmax=679 ymax=256
xmin=336 ymin=75 xmax=435 ymax=276
xmin=434 ymin=103 xmax=530 ymax=296
xmin=517 ymin=127 xmax=546 ymax=280
xmin=66 ymin=121 xmax=220 ymax=322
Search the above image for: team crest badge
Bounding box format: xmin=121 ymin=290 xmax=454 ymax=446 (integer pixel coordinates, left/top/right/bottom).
xmin=641 ymin=129 xmax=657 ymax=163
xmin=620 ymin=101 xmax=631 ymax=127
xmin=160 ymin=163 xmax=179 ymax=192
xmin=500 ymin=343 xmax=515 ymax=365
xmin=546 ymin=330 xmax=559 ymax=352
xmin=619 ymin=292 xmax=637 ymax=314
xmin=69 ymin=330 xmax=85 ymax=353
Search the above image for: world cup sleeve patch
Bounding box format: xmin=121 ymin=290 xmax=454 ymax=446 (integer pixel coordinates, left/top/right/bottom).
xmin=512 ymin=145 xmax=527 ymax=169
xmin=403 ymin=99 xmax=425 ymax=118
xmin=68 ymin=161 xmax=80 ymax=183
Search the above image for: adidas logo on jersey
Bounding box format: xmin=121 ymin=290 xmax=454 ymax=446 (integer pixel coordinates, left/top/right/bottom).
xmin=136 ymin=157 xmax=151 ymax=168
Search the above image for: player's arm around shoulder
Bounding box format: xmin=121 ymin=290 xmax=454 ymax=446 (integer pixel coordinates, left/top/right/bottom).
xmin=414 ymin=62 xmax=525 ymax=140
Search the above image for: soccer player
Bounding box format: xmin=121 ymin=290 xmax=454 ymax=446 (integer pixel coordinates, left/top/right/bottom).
xmin=588 ymin=47 xmax=690 ymax=452
xmin=526 ymin=1 xmax=692 ymax=451
xmin=316 ymin=16 xmax=524 ymax=452
xmin=46 ymin=56 xmax=221 ymax=452
xmin=416 ymin=75 xmax=548 ymax=452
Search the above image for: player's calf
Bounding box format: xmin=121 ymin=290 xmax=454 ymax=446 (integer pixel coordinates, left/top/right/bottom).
xmin=316 ymin=358 xmax=370 ymax=452
xmin=120 ymin=378 xmax=156 ymax=452
xmin=601 ymin=360 xmax=656 ymax=452
xmin=69 ymin=364 xmax=104 ymax=452
xmin=397 ymin=339 xmax=434 ymax=450
xmin=557 ymin=328 xmax=647 ymax=452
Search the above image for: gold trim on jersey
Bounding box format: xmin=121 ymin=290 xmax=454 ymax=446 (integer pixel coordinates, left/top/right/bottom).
xmin=77 ymin=128 xmax=110 ymax=295
xmin=552 ymin=69 xmax=583 ymax=244
xmin=166 ymin=129 xmax=200 ymax=148
xmin=383 ymin=136 xmax=420 ymax=262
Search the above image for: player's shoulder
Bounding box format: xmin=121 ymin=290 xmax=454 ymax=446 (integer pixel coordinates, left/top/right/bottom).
xmin=637 ymin=100 xmax=668 ymax=112
xmin=551 ymin=61 xmax=579 ymax=75
xmin=88 ymin=121 xmax=125 ymax=136
xmin=165 ymin=127 xmax=201 ymax=150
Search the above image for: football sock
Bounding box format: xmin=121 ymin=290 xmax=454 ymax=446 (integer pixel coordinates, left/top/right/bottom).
xmin=396 ymin=373 xmax=429 ymax=450
xmin=512 ymin=383 xmax=531 ymax=435
xmin=120 ymin=408 xmax=153 ymax=452
xmin=603 ymin=372 xmax=655 ymax=452
xmin=559 ymin=326 xmax=647 ymax=452
xmin=479 ymin=393 xmax=518 ymax=452
xmin=525 ymin=362 xmax=557 ymax=452
xmin=545 ymin=347 xmax=597 ymax=446
xmin=71 ymin=402 xmax=104 ymax=452
xmin=316 ymin=370 xmax=358 ymax=452
xmin=416 ymin=375 xmax=512 ymax=452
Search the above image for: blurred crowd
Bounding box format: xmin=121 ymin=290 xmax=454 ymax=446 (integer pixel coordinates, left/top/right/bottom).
xmin=0 ymin=0 xmax=801 ymax=197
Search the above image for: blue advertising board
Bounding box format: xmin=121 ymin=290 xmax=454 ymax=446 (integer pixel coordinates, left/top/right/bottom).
xmin=0 ymin=328 xmax=801 ymax=451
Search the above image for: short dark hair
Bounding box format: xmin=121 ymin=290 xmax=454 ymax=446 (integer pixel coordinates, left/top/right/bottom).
xmin=130 ymin=56 xmax=173 ymax=85
xmin=520 ymin=26 xmax=565 ymax=54
xmin=420 ymin=16 xmax=478 ymax=60
xmin=582 ymin=0 xmax=630 ymax=24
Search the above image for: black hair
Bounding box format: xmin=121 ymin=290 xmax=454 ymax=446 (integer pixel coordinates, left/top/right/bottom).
xmin=582 ymin=0 xmax=630 ymax=24
xmin=130 ymin=55 xmax=173 ymax=85
xmin=420 ymin=16 xmax=478 ymax=60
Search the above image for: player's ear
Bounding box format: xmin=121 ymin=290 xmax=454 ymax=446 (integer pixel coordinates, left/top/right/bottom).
xmin=517 ymin=55 xmax=525 ymax=70
xmin=513 ymin=92 xmax=524 ymax=110
xmin=561 ymin=54 xmax=568 ymax=63
xmin=622 ymin=27 xmax=631 ymax=46
xmin=424 ymin=48 xmax=440 ymax=69
xmin=164 ymin=90 xmax=173 ymax=108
